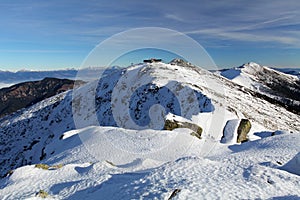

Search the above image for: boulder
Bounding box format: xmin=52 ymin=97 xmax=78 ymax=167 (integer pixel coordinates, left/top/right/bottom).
xmin=237 ymin=119 xmax=251 ymax=143
xmin=168 ymin=189 xmax=181 ymax=199
xmin=164 ymin=119 xmax=202 ymax=139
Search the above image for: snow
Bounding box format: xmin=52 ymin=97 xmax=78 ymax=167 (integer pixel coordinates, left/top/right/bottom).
xmin=1 ymin=129 xmax=299 ymax=199
xmin=0 ymin=61 xmax=299 ymax=199
xmin=221 ymin=119 xmax=240 ymax=144
xmin=62 ymin=129 xmax=80 ymax=140
xmin=281 ymin=152 xmax=300 ymax=176
xmin=0 ymin=83 xmax=15 ymax=89
xmin=219 ymin=63 xmax=264 ymax=91
xmin=76 ymin=126 xmax=201 ymax=166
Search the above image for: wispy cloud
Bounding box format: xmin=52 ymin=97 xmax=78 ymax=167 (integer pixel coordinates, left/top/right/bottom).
xmin=2 ymin=0 xmax=299 ymax=47
xmin=180 ymin=3 xmax=300 ymax=48
xmin=0 ymin=0 xmax=300 ymax=69
xmin=164 ymin=14 xmax=186 ymax=22
xmin=185 ymin=28 xmax=300 ymax=47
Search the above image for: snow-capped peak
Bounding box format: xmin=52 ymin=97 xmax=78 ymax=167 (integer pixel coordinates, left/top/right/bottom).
xmin=239 ymin=62 xmax=264 ymax=74
xmin=169 ymin=58 xmax=190 ymax=66
xmin=244 ymin=62 xmax=261 ymax=68
xmin=218 ymin=62 xmax=300 ymax=115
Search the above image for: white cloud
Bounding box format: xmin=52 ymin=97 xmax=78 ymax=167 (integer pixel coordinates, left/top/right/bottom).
xmin=164 ymin=14 xmax=186 ymax=22
xmin=185 ymin=28 xmax=300 ymax=46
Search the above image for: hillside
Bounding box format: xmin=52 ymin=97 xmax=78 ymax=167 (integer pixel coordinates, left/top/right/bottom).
xmin=217 ymin=62 xmax=300 ymax=114
xmin=0 ymin=78 xmax=84 ymax=118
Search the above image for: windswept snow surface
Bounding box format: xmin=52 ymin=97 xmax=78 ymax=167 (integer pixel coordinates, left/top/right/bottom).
xmin=0 ymin=61 xmax=299 ymax=199
xmin=281 ymin=152 xmax=300 ymax=176
xmin=0 ymin=127 xmax=299 ymax=199
xmin=221 ymin=119 xmax=240 ymax=144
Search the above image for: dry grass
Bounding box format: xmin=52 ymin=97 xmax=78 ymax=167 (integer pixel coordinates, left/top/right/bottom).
xmin=36 ymin=190 xmax=48 ymax=198
xmin=35 ymin=163 xmax=63 ymax=170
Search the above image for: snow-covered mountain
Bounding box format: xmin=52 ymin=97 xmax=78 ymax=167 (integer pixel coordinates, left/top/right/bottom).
xmin=0 ymin=60 xmax=299 ymax=199
xmin=217 ymin=62 xmax=300 ymax=114
xmin=274 ymin=67 xmax=300 ymax=78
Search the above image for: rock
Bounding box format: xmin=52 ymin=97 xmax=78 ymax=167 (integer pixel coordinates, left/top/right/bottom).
xmin=237 ymin=119 xmax=251 ymax=143
xmin=169 ymin=58 xmax=190 ymax=67
xmin=271 ymin=130 xmax=288 ymax=136
xmin=36 ymin=190 xmax=49 ymax=198
xmin=168 ymin=189 xmax=181 ymax=199
xmin=190 ymin=131 xmax=202 ymax=140
xmin=164 ymin=118 xmax=202 ymax=138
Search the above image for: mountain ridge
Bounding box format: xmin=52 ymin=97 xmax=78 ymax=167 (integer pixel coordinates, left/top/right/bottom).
xmin=0 ymin=77 xmax=85 ymax=118
xmin=217 ymin=62 xmax=300 ymax=114
xmin=0 ymin=61 xmax=299 ymax=178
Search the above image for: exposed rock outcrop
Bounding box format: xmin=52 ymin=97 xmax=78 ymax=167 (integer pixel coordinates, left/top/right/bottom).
xmin=237 ymin=119 xmax=251 ymax=143
xmin=164 ymin=118 xmax=202 ymax=139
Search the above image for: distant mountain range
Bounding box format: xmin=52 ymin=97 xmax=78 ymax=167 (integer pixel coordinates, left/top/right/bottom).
xmin=0 ymin=68 xmax=105 ymax=89
xmin=0 ymin=66 xmax=299 ymax=88
xmin=0 ymin=69 xmax=77 ymax=83
xmin=0 ymin=78 xmax=84 ymax=118
xmin=274 ymin=68 xmax=300 ymax=77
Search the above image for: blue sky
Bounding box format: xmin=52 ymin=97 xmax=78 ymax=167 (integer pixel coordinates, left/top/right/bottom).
xmin=0 ymin=0 xmax=299 ymax=71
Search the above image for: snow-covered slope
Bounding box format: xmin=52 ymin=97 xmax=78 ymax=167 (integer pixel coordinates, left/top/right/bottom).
xmin=0 ymin=61 xmax=299 ymax=199
xmin=218 ymin=62 xmax=300 ymax=114
xmin=1 ymin=127 xmax=299 ymax=199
